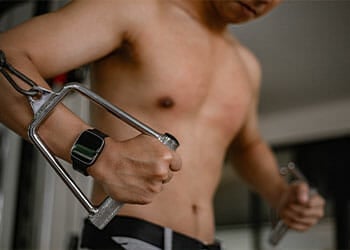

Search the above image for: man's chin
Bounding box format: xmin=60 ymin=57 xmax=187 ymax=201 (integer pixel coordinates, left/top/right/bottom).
xmin=227 ymin=15 xmax=256 ymax=24
xmin=222 ymin=5 xmax=257 ymax=24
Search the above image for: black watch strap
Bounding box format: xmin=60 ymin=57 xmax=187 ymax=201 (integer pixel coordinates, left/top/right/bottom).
xmin=89 ymin=128 xmax=108 ymax=139
xmin=71 ymin=128 xmax=108 ymax=176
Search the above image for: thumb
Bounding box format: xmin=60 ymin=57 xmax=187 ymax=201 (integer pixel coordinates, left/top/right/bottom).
xmin=295 ymin=182 xmax=309 ymax=204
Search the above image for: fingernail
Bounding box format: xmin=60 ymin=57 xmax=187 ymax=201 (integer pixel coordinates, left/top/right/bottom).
xmin=300 ymin=193 xmax=308 ymax=203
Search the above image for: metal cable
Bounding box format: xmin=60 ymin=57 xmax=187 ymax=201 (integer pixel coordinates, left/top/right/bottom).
xmin=0 ymin=50 xmax=41 ymax=97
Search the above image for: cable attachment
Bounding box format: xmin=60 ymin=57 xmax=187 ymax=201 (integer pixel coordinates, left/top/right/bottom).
xmin=0 ymin=49 xmax=42 ymax=97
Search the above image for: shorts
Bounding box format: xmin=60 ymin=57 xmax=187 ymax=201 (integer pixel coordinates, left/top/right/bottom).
xmin=80 ymin=215 xmax=221 ymax=250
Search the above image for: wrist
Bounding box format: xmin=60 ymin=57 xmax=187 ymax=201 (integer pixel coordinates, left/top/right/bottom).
xmin=270 ymin=181 xmax=289 ymax=209
xmin=38 ymin=105 xmax=91 ymax=162
xmin=70 ymin=128 xmax=109 ymax=176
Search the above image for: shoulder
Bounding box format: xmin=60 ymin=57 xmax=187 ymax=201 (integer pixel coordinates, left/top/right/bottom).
xmin=62 ymin=0 xmax=158 ymax=24
xmin=52 ymin=0 xmax=160 ymax=59
xmin=238 ymin=43 xmax=262 ymax=94
xmin=238 ymin=45 xmax=261 ymax=82
xmin=227 ymin=34 xmax=262 ymax=93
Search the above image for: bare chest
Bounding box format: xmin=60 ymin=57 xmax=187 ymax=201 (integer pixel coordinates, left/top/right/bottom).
xmin=154 ymin=52 xmax=253 ymax=139
xmin=92 ymin=23 xmax=254 ymax=144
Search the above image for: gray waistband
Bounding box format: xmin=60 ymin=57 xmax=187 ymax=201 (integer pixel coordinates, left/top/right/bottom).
xmin=164 ymin=227 xmax=173 ymax=250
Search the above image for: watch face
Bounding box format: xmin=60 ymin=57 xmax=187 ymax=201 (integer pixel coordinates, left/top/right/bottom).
xmin=71 ymin=130 xmax=105 ymax=165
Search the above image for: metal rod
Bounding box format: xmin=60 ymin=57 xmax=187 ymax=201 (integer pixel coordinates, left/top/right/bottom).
xmin=71 ymin=84 xmax=161 ymax=139
xmin=28 ymin=91 xmax=97 ymax=214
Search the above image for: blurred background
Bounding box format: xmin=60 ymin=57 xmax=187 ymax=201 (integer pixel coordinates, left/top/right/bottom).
xmin=0 ymin=1 xmax=349 ymax=250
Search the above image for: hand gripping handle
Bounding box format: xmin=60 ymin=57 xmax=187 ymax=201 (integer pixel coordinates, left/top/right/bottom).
xmin=27 ymin=83 xmax=179 ymax=230
xmin=88 ymin=133 xmax=178 ymax=229
xmin=268 ymin=163 xmax=317 ymax=246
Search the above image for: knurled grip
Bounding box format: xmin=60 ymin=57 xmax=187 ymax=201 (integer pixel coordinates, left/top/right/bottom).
xmin=88 ymin=198 xmax=123 ymax=229
xmin=159 ymin=133 xmax=179 ymax=151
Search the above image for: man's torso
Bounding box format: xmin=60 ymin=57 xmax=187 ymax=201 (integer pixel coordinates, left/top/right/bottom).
xmin=89 ymin=2 xmax=259 ymax=243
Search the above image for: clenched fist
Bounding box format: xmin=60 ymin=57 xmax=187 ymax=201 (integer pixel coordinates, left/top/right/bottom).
xmin=87 ymin=134 xmax=182 ymax=204
xmin=277 ymin=182 xmax=325 ymax=231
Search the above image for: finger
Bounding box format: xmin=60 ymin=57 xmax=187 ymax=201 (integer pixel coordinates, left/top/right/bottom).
xmin=288 ymin=203 xmax=324 ymax=219
xmin=307 ymin=195 xmax=326 ymax=208
xmin=283 ymin=217 xmax=314 ymax=232
xmin=162 ymin=171 xmax=173 ymax=184
xmin=280 ymin=206 xmax=324 ymax=229
xmin=169 ymin=152 xmax=182 ymax=172
xmin=293 ymin=182 xmax=310 ymax=205
xmin=148 ymin=179 xmax=164 ymax=194
xmin=282 ymin=209 xmax=320 ymax=226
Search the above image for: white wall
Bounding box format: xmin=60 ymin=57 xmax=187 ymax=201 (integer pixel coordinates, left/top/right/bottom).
xmin=260 ymin=98 xmax=350 ymax=146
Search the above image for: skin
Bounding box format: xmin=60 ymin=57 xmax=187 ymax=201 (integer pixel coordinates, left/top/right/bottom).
xmin=0 ymin=0 xmax=324 ymax=244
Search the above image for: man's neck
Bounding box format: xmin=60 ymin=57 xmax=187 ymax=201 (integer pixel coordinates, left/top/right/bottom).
xmin=167 ymin=0 xmax=228 ymax=31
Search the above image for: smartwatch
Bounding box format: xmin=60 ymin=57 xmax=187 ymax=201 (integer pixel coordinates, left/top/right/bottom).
xmin=71 ymin=128 xmax=108 ymax=176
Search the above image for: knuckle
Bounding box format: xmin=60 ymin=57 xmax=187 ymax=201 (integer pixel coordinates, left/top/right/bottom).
xmin=320 ymin=197 xmax=326 ymax=206
xmin=147 ymin=182 xmax=161 ymax=194
xmin=144 ymin=196 xmax=153 ymax=204
xmin=171 ymin=154 xmax=182 ymax=171
xmin=318 ymin=210 xmax=325 ymax=218
xmin=153 ymin=164 xmax=168 ymax=178
xmin=138 ymin=191 xmax=153 ymax=204
xmin=299 ymin=210 xmax=307 ymax=218
xmin=288 ymin=221 xmax=306 ymax=232
xmin=159 ymin=149 xmax=174 ymax=162
xmin=310 ymin=220 xmax=317 ymax=227
xmin=139 ymin=197 xmax=152 ymax=205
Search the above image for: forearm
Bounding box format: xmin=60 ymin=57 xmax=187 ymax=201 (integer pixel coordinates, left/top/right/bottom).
xmin=0 ymin=48 xmax=90 ymax=162
xmin=0 ymin=0 xmax=131 ymax=161
xmin=231 ymin=138 xmax=288 ymax=208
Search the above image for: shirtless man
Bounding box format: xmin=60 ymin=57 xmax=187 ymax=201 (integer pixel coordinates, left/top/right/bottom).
xmin=0 ymin=0 xmax=325 ymax=249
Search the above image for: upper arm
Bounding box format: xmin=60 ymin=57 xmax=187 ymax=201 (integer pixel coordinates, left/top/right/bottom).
xmin=232 ymin=44 xmax=263 ymax=150
xmin=0 ymin=0 xmax=134 ymax=78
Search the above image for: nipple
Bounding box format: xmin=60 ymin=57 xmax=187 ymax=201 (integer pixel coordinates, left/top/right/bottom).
xmin=157 ymin=96 xmax=175 ymax=109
